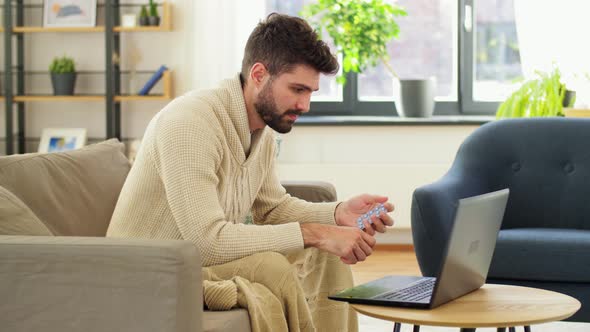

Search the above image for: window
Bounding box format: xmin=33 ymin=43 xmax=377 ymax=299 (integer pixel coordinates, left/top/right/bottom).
xmin=267 ymin=0 xmax=343 ymax=102
xmin=358 ymin=0 xmax=457 ymax=102
xmin=473 ymin=0 xmax=522 ymax=101
xmin=265 ymin=0 xmax=522 ymax=116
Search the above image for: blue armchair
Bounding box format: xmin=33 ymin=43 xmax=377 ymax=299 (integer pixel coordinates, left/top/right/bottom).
xmin=411 ymin=118 xmax=590 ymax=322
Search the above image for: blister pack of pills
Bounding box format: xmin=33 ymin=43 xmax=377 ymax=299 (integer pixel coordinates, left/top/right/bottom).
xmin=356 ymin=203 xmax=387 ymax=230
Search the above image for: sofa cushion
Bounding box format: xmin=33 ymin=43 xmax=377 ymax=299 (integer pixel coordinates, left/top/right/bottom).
xmin=0 ymin=139 xmax=130 ymax=236
xmin=489 ymin=228 xmax=590 ymax=283
xmin=0 ymin=185 xmax=53 ymax=235
xmin=203 ymin=309 xmax=251 ymax=332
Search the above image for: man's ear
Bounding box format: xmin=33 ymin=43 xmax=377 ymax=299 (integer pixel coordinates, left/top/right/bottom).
xmin=249 ymin=63 xmax=268 ymax=89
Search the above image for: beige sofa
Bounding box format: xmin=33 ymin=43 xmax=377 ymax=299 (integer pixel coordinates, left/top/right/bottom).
xmin=0 ymin=139 xmax=338 ymax=332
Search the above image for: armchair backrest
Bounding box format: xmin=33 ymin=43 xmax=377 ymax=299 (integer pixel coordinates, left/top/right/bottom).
xmin=450 ymin=118 xmax=590 ymax=230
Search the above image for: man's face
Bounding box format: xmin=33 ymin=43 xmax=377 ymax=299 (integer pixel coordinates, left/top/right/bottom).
xmin=254 ymin=65 xmax=319 ymax=133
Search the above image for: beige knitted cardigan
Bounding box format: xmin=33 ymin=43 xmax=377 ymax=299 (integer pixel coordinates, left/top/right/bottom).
xmin=107 ymin=75 xmax=339 ymax=267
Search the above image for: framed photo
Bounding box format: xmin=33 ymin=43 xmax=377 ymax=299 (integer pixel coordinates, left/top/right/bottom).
xmin=121 ymin=14 xmax=137 ymax=28
xmin=43 ymin=0 xmax=97 ymax=27
xmin=38 ymin=128 xmax=87 ymax=153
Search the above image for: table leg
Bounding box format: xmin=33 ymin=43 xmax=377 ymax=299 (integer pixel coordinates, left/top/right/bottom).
xmin=393 ymin=323 xmax=529 ymax=332
xmin=498 ymin=326 xmax=531 ymax=332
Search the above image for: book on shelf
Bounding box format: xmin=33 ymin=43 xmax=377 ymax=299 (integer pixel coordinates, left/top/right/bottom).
xmin=138 ymin=65 xmax=168 ymax=95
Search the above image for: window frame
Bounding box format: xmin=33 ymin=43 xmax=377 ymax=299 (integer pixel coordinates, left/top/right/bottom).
xmin=307 ymin=0 xmax=503 ymax=117
xmin=460 ymin=0 xmax=501 ymax=115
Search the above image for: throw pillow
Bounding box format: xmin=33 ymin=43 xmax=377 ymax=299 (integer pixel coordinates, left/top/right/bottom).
xmin=0 ymin=185 xmax=53 ymax=236
xmin=0 ymin=139 xmax=130 ymax=236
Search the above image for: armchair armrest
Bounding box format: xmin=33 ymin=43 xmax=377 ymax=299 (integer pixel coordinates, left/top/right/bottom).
xmin=281 ymin=180 xmax=337 ymax=203
xmin=412 ymin=171 xmax=489 ymax=277
xmin=0 ymin=236 xmax=202 ymax=332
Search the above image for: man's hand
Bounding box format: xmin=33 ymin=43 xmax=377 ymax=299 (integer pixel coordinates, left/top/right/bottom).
xmin=300 ymin=223 xmax=376 ymax=264
xmin=335 ymin=194 xmax=395 ymax=235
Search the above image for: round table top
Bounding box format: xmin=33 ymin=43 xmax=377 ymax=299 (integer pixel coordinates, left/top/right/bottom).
xmin=351 ymin=284 xmax=581 ymax=328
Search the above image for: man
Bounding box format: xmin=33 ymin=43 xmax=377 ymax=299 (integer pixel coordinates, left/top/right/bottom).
xmin=107 ymin=13 xmax=394 ymax=331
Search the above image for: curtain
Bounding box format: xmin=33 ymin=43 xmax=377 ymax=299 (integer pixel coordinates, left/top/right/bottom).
xmin=190 ymin=0 xmax=266 ymax=91
xmin=514 ymin=0 xmax=590 ymax=106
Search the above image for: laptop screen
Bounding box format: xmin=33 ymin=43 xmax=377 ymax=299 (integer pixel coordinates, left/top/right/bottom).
xmin=430 ymin=189 xmax=509 ymax=308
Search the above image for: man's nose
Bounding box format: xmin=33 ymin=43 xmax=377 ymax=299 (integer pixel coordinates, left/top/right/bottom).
xmin=296 ymin=96 xmax=311 ymax=113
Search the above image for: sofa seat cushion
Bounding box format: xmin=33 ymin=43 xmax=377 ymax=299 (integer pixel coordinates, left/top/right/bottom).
xmin=0 ymin=139 xmax=130 ymax=236
xmin=0 ymin=185 xmax=52 ymax=235
xmin=203 ymin=309 xmax=251 ymax=332
xmin=489 ymin=228 xmax=590 ymax=282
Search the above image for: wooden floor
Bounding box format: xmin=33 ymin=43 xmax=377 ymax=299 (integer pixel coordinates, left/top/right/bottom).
xmin=350 ymin=247 xmax=421 ymax=285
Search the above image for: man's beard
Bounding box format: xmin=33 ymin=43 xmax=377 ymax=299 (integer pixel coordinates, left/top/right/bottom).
xmin=254 ymin=82 xmax=302 ymax=134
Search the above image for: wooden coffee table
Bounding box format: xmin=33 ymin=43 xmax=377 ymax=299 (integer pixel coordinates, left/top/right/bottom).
xmin=351 ymin=284 xmax=581 ymax=332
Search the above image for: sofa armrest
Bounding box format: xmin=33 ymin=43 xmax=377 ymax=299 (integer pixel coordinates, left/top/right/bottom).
xmin=0 ymin=236 xmax=202 ymax=332
xmin=281 ymin=180 xmax=337 ymax=203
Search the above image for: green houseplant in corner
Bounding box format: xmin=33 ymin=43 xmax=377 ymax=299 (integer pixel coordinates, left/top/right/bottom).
xmin=302 ymin=0 xmax=436 ymax=117
xmin=496 ymin=67 xmax=576 ymax=118
xmin=49 ymin=56 xmax=76 ymax=96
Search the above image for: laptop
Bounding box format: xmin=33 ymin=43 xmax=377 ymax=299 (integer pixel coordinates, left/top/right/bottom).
xmin=328 ymin=188 xmax=509 ymax=309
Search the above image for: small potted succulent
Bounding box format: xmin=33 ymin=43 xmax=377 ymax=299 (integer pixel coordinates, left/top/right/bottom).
xmin=49 ymin=56 xmax=76 ymax=95
xmin=139 ymin=5 xmax=149 ymax=26
xmin=148 ymin=0 xmax=160 ymax=26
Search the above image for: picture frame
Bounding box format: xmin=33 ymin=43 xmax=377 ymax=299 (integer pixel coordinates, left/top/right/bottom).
xmin=43 ymin=0 xmax=97 ymax=27
xmin=121 ymin=14 xmax=137 ymax=28
xmin=38 ymin=128 xmax=87 ymax=153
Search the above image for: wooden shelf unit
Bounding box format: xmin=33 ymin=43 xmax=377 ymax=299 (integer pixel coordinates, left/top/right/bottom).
xmin=8 ymin=70 xmax=172 ymax=103
xmin=2 ymin=0 xmax=173 ymax=154
xmin=13 ymin=3 xmax=172 ymax=33
xmin=115 ymin=70 xmax=172 ymax=102
xmin=13 ymin=27 xmax=105 ymax=33
xmin=113 ymin=25 xmax=170 ymax=32
xmin=13 ymin=95 xmax=105 ymax=102
xmin=115 ymin=2 xmax=172 ymax=32
xmin=115 ymin=95 xmax=170 ymax=101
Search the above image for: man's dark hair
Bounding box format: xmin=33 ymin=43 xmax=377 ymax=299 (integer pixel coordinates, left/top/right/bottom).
xmin=241 ymin=13 xmax=339 ymax=82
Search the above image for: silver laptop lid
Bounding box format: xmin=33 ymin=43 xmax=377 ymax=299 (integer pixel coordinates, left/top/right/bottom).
xmin=430 ymin=188 xmax=509 ymax=308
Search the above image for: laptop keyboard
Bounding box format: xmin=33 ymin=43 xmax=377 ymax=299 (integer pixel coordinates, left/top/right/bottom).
xmin=376 ymin=278 xmax=436 ymax=302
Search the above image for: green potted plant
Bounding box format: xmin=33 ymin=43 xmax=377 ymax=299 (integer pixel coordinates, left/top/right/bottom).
xmin=49 ymin=56 xmax=76 ymax=96
xmin=148 ymin=0 xmax=160 ymax=26
xmin=302 ymin=0 xmax=435 ymax=117
xmin=302 ymin=0 xmax=406 ymax=85
xmin=496 ymin=67 xmax=576 ymax=118
xmin=139 ymin=5 xmax=149 ymax=26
